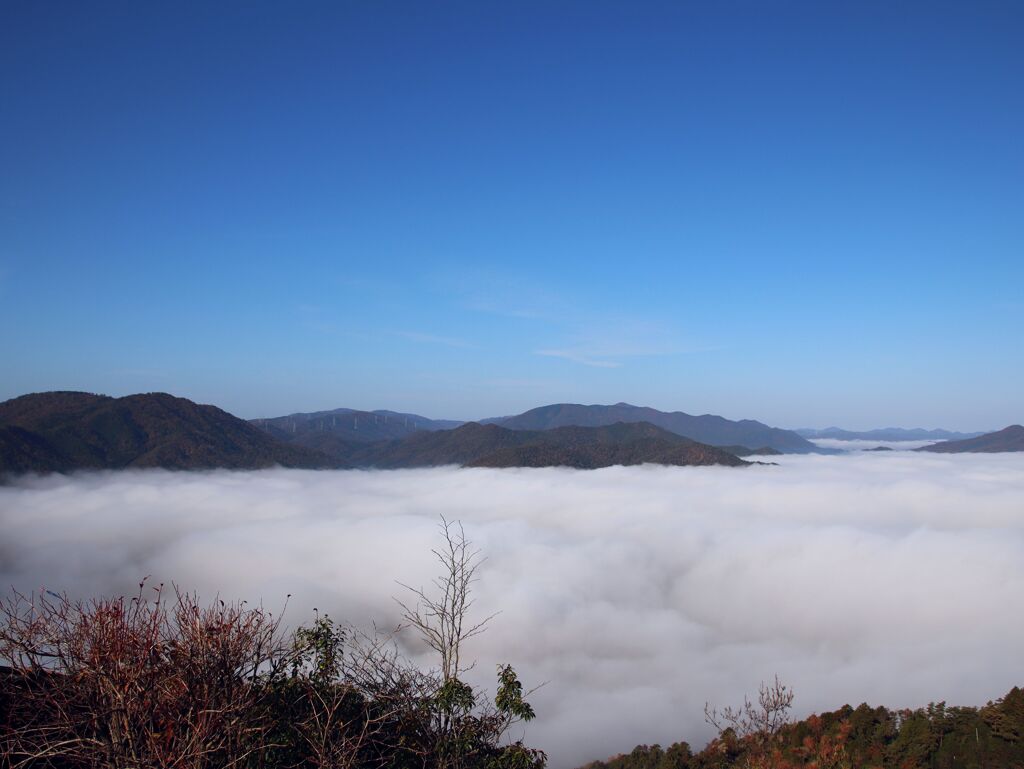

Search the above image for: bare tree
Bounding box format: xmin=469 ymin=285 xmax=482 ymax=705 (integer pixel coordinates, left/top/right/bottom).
xmin=395 ymin=517 xmax=497 ymax=684
xmin=704 ymin=675 xmax=795 ymax=762
xmin=392 ymin=517 xmax=544 ymax=769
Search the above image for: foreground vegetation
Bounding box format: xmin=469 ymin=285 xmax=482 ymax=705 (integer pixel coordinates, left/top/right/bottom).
xmin=581 ymin=678 xmax=1024 ymax=769
xmin=0 ymin=521 xmax=543 ymax=769
xmin=3 ymin=518 xmax=1022 ymax=769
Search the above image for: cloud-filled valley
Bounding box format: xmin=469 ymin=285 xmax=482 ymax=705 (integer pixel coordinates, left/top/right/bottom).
xmin=2 ymin=453 xmax=1023 ymax=767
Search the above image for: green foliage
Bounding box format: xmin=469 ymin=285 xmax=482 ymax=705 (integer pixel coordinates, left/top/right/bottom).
xmin=486 ymin=741 xmax=548 ymax=769
xmin=437 ymin=676 xmax=477 ymax=715
xmin=291 ymin=612 xmax=345 ymax=683
xmin=495 ymin=665 xmax=536 ymax=722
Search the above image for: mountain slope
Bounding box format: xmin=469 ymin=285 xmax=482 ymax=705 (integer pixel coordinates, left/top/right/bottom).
xmin=917 ymin=425 xmax=1024 ymax=453
xmin=467 ymin=437 xmax=747 ymax=469
xmin=252 ymin=408 xmax=463 ymax=445
xmin=0 ymin=392 xmax=335 ymax=475
xmin=578 ymin=685 xmax=1024 ymax=769
xmin=482 ymin=403 xmax=817 ymax=453
xmin=797 ymin=426 xmax=983 ymax=441
xmin=348 ymin=421 xmax=749 ymax=469
xmin=0 ymin=425 xmax=74 ymax=474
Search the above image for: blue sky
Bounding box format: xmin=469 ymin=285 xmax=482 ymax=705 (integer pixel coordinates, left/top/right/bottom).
xmin=2 ymin=2 xmax=1021 ymax=430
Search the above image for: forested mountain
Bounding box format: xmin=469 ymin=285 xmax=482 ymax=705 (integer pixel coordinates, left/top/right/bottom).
xmin=0 ymin=391 xmax=334 ymax=475
xmin=917 ymin=425 xmax=1024 ymax=453
xmin=252 ymin=407 xmax=463 ymax=444
xmin=0 ymin=393 xmax=754 ymax=476
xmin=340 ymin=421 xmax=750 ymax=469
xmin=481 ymin=403 xmax=818 ymax=453
xmin=717 ymin=445 xmax=783 ymax=457
xmin=796 ymin=426 xmax=983 ymax=441
xmin=580 ymin=687 xmax=1024 ymax=769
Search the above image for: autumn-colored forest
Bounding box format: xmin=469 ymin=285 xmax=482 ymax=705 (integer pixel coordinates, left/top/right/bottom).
xmin=582 ymin=685 xmax=1024 ymax=769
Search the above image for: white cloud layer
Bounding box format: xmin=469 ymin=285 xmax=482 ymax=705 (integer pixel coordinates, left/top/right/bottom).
xmin=2 ymin=453 xmax=1024 ymax=767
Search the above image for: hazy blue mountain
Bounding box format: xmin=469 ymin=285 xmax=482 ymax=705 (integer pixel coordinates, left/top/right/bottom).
xmin=797 ymin=426 xmax=984 ymax=441
xmin=717 ymin=445 xmax=783 ymax=457
xmin=347 ymin=421 xmax=749 ymax=469
xmin=481 ymin=402 xmax=818 ymax=453
xmin=251 ymin=408 xmax=463 ymax=445
xmin=917 ymin=425 xmax=1024 ymax=453
xmin=0 ymin=392 xmax=335 ymax=476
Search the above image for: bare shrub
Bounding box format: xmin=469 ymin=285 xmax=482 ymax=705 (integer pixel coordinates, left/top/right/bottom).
xmin=0 ymin=581 xmax=287 ymax=769
xmin=0 ymin=520 xmax=544 ymax=769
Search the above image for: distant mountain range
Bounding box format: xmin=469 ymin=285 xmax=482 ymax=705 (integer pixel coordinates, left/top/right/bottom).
xmin=478 ymin=402 xmax=818 ymax=453
xmin=340 ymin=421 xmax=750 ymax=469
xmin=255 ymin=401 xmax=817 ymax=456
xmin=1 ymin=393 xmax=759 ymax=477
xmin=8 ymin=391 xmax=1012 ymax=477
xmin=916 ymin=425 xmax=1024 ymax=453
xmin=252 ymin=408 xmax=462 ymax=445
xmin=797 ymin=426 xmax=984 ymax=441
xmin=0 ymin=392 xmax=333 ymax=475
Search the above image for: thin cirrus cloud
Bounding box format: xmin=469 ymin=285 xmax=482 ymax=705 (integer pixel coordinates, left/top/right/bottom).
xmin=2 ymin=452 xmax=1023 ymax=768
xmin=535 ymin=334 xmax=715 ymax=369
xmin=395 ymin=331 xmax=476 ymax=349
xmin=534 ymin=348 xmax=623 ymax=368
xmin=447 ymin=271 xmax=711 ymax=369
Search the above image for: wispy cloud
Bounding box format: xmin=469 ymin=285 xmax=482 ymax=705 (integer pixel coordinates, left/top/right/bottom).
xmin=106 ymin=368 xmax=170 ymax=379
xmin=443 ymin=270 xmax=569 ymax=322
xmin=395 ymin=331 xmax=475 ymax=349
xmin=295 ymin=305 xmax=375 ymax=341
xmin=534 ymin=349 xmax=622 ymax=368
xmin=535 ymin=320 xmax=715 ymax=368
xmin=464 ymin=298 xmax=549 ymax=320
xmin=445 ymin=270 xmax=716 ymax=368
xmin=482 ymin=377 xmax=565 ymax=389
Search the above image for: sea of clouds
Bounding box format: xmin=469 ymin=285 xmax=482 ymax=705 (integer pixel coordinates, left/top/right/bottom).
xmin=2 ymin=452 xmax=1024 ymax=767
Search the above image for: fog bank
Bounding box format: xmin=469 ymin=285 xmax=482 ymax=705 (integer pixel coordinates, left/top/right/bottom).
xmin=2 ymin=453 xmax=1024 ymax=767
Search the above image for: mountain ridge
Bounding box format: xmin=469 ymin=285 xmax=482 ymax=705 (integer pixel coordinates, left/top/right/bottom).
xmin=798 ymin=426 xmax=984 ymax=441
xmin=251 ymin=408 xmax=463 ymax=445
xmin=348 ymin=421 xmax=750 ymax=469
xmin=479 ymin=402 xmax=818 ymax=453
xmin=0 ymin=391 xmax=336 ymax=475
xmin=917 ymin=425 xmax=1024 ymax=453
xmin=0 ymin=393 xmax=756 ymax=476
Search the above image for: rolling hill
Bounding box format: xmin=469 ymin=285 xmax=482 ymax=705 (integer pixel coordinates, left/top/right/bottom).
xmin=917 ymin=425 xmax=1024 ymax=453
xmin=0 ymin=391 xmax=335 ymax=475
xmin=481 ymin=402 xmax=817 ymax=453
xmin=252 ymin=407 xmax=463 ymax=445
xmin=347 ymin=421 xmax=749 ymax=469
xmin=0 ymin=393 xmax=754 ymax=475
xmin=797 ymin=426 xmax=983 ymax=441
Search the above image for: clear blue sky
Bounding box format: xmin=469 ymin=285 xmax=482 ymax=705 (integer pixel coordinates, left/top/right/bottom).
xmin=2 ymin=2 xmax=1021 ymax=430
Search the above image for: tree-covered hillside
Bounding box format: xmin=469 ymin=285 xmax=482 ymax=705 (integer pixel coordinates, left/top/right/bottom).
xmin=579 ymin=686 xmax=1024 ymax=769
